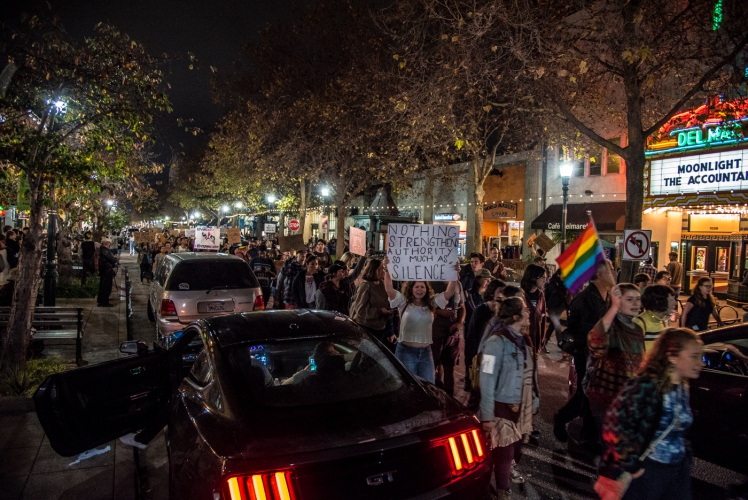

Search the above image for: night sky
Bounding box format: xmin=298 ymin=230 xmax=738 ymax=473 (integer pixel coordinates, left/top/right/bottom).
xmin=1 ymin=0 xmax=292 ymax=163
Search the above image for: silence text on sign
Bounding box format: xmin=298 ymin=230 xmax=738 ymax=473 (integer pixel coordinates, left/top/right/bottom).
xmin=386 ymin=223 xmax=459 ymax=282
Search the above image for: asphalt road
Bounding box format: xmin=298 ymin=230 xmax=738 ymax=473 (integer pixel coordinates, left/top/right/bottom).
xmin=136 ymin=334 xmax=748 ymax=500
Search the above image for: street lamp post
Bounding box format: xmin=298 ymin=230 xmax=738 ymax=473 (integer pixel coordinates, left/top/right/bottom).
xmin=43 ymin=174 xmax=57 ymax=307
xmin=320 ymin=187 xmax=330 ymax=239
xmin=559 ymin=162 xmax=574 ymax=253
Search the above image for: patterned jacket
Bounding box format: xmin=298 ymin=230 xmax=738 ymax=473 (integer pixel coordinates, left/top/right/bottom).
xmin=598 ymin=375 xmax=664 ymax=479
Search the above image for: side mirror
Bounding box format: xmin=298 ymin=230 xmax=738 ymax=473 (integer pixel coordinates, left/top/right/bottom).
xmin=120 ymin=340 xmax=149 ymax=356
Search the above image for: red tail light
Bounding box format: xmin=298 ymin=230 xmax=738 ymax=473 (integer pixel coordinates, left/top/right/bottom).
xmin=224 ymin=472 xmax=296 ymax=500
xmin=253 ymin=295 xmax=265 ymax=311
xmin=160 ymin=299 xmax=178 ymax=317
xmin=433 ymin=428 xmax=486 ymax=477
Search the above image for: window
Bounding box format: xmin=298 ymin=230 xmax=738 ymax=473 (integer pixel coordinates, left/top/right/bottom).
xmin=166 ymin=260 xmax=260 ymax=291
xmin=606 ymin=137 xmax=623 ymax=174
xmin=588 ymin=143 xmax=603 ymax=176
xmin=190 ymin=349 xmax=212 ymax=385
xmin=226 ymin=333 xmax=406 ymax=407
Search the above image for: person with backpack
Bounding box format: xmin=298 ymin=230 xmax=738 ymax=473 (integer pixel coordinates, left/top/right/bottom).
xmin=477 ymin=296 xmax=538 ymax=499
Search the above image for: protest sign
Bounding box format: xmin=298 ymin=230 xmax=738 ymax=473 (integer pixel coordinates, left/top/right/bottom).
xmin=184 ymin=229 xmax=195 ymax=238
xmin=534 ymin=233 xmax=556 ymax=253
xmin=349 ymin=226 xmax=367 ymax=256
xmin=526 ymin=233 xmax=537 ymax=248
xmin=386 ymin=223 xmax=459 ymax=281
xmin=194 ymin=227 xmax=220 ymax=251
xmin=278 ymin=234 xmax=304 ymax=253
xmin=226 ymin=227 xmax=242 ymax=245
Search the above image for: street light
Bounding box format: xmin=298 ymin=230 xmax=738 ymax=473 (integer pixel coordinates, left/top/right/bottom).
xmin=221 ymin=205 xmax=230 ymax=213
xmin=234 ymin=201 xmax=243 ymax=209
xmin=267 ymin=194 xmax=276 ymax=204
xmin=559 ymin=162 xmax=574 ymax=252
xmin=192 ymin=211 xmax=200 ymax=219
xmin=321 ymin=187 xmax=330 ymax=197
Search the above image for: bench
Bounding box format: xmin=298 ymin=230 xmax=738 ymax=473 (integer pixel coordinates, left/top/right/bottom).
xmin=0 ymin=307 xmax=84 ymax=365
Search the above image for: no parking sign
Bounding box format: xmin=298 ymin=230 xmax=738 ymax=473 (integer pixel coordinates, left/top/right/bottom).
xmin=623 ymin=229 xmax=651 ymax=261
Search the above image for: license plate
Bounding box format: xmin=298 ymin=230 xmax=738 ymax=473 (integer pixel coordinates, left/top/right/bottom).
xmin=198 ymin=301 xmax=235 ymax=313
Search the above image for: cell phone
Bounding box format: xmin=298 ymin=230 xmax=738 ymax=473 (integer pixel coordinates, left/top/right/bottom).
xmin=309 ymin=356 xmax=317 ymax=371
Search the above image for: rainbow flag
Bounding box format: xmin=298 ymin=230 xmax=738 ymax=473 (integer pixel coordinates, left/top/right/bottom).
xmin=556 ymin=221 xmax=605 ymax=293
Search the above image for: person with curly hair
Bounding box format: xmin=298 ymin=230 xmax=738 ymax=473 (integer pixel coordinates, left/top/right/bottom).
xmin=382 ymin=257 xmax=459 ymax=383
xmin=595 ymin=328 xmax=703 ymax=500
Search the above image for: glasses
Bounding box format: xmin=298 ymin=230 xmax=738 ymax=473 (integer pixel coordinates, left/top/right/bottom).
xmin=662 ymin=277 xmax=672 ymax=281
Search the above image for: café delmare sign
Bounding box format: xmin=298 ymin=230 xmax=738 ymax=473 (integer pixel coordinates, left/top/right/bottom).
xmin=649 ymin=149 xmax=748 ymax=196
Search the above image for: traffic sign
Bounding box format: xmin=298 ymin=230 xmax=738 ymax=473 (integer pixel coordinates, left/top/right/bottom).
xmin=288 ymin=219 xmax=300 ymax=232
xmin=623 ymin=229 xmax=651 ymax=261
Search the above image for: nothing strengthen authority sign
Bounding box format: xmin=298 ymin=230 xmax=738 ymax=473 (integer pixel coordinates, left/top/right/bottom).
xmin=649 ymin=149 xmax=748 ymax=195
xmin=386 ymin=223 xmax=459 ymax=281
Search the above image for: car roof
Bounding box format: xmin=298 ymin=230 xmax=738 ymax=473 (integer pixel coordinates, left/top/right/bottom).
xmin=167 ymin=252 xmax=243 ymax=263
xmin=199 ymin=310 xmax=363 ymax=348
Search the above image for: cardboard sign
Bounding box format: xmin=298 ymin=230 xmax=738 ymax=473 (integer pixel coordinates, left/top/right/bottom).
xmin=526 ymin=233 xmax=537 ymax=248
xmin=184 ymin=229 xmax=195 ymax=238
xmin=386 ymin=223 xmax=459 ymax=282
xmin=278 ymin=234 xmax=305 ymax=253
xmin=226 ymin=227 xmax=242 ymax=245
xmin=170 ymin=230 xmax=181 ymax=237
xmin=349 ymin=226 xmax=367 ymax=256
xmin=194 ymin=226 xmax=220 ymax=251
xmin=534 ymin=233 xmax=556 ymax=253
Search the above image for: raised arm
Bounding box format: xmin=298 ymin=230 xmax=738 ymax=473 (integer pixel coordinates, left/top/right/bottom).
xmin=441 ymin=261 xmax=462 ymax=301
xmin=382 ymin=256 xmax=396 ymax=300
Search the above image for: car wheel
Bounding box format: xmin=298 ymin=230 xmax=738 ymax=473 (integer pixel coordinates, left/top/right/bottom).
xmin=147 ymin=299 xmax=156 ymax=322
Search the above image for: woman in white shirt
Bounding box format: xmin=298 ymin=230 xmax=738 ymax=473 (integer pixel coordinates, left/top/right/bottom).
xmin=383 ymin=257 xmax=459 ymax=383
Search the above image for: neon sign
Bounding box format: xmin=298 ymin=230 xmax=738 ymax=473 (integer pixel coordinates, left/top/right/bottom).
xmin=675 ymin=123 xmax=743 ymax=147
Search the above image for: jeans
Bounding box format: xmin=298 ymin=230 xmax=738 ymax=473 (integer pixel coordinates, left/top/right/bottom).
xmin=622 ymin=455 xmax=692 ymax=500
xmin=395 ymin=343 xmax=435 ymax=383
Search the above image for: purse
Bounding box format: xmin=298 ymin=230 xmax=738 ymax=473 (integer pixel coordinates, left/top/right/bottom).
xmin=593 ymin=400 xmax=680 ymax=500
xmin=557 ymin=329 xmax=581 ymax=355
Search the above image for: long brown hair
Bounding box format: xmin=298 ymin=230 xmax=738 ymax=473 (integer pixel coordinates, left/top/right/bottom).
xmin=497 ymin=296 xmax=525 ymax=325
xmin=639 ymin=327 xmax=701 ymax=394
xmin=361 ymin=259 xmax=382 ymax=282
xmin=400 ymin=281 xmax=435 ymax=311
xmin=692 ymin=277 xmax=716 ymax=308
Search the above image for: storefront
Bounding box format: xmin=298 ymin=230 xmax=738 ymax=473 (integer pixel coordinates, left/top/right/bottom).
xmin=644 ymin=97 xmax=748 ymax=295
xmin=480 ymin=164 xmax=526 ymax=258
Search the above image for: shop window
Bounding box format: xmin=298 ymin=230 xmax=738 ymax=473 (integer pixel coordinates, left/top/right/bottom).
xmin=605 ymin=137 xmax=623 ymax=174
xmin=588 ymin=143 xmax=603 ymax=176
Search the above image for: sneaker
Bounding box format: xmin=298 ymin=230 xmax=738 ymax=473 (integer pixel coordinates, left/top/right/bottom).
xmin=510 ymin=462 xmax=525 ymax=484
xmin=553 ymin=415 xmax=569 ymax=443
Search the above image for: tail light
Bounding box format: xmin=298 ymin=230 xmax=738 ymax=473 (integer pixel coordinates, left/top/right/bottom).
xmin=224 ymin=472 xmax=297 ymax=500
xmin=160 ymin=299 xmax=178 ymax=317
xmin=253 ymin=295 xmax=265 ymax=311
xmin=433 ymin=428 xmax=486 ymax=476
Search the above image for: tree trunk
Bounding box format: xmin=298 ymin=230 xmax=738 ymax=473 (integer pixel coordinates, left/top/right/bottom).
xmin=336 ymin=203 xmax=346 ymax=259
xmin=468 ymin=159 xmax=487 ymax=256
xmin=298 ymin=178 xmax=307 ymax=239
xmin=0 ymin=177 xmax=44 ymax=370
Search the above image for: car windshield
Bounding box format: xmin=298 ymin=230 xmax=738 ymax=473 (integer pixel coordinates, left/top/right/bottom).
xmin=165 ymin=260 xmax=259 ymax=291
xmin=226 ymin=333 xmax=406 ymax=407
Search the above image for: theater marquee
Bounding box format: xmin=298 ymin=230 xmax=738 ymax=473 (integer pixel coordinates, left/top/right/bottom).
xmin=649 ymin=149 xmax=748 ymax=196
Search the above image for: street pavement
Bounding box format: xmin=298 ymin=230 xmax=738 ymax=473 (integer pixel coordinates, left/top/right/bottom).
xmin=2 ymin=253 xmax=746 ymax=499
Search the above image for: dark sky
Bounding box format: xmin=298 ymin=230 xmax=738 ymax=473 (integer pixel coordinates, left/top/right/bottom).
xmin=1 ymin=0 xmax=291 ymax=164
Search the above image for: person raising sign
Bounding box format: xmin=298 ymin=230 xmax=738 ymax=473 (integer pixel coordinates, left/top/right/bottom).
xmin=382 ymin=256 xmax=460 ymax=384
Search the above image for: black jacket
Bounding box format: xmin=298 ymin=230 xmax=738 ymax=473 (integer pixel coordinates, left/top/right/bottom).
xmin=5 ymin=238 xmax=19 ymax=269
xmin=567 ymin=282 xmax=608 ymax=348
xmin=99 ymin=246 xmax=118 ymax=277
xmin=292 ymin=271 xmax=324 ymax=308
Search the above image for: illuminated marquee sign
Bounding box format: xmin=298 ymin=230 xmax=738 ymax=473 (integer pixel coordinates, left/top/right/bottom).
xmin=649 ymin=149 xmax=748 ymax=195
xmin=646 ymin=122 xmax=747 ymax=157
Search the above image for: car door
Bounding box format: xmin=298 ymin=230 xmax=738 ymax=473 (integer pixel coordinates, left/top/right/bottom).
xmin=34 ymin=328 xmax=201 ymax=457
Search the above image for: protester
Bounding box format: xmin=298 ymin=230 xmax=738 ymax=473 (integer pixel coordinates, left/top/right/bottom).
xmin=478 ymin=296 xmax=537 ymax=499
xmin=382 ymin=256 xmax=459 ymax=383
xmin=249 ymin=244 xmax=277 ymax=308
xmin=315 ymin=262 xmax=352 ymax=315
xmin=554 ymin=259 xmax=615 ymax=445
xmin=281 ymin=250 xmax=307 ymax=309
xmin=4 ymin=230 xmax=20 ymax=270
xmin=313 ymin=239 xmax=332 ymax=271
xmin=152 ymin=245 xmax=168 ymax=273
xmin=137 ymin=243 xmax=154 ymax=283
xmin=544 ymin=269 xmax=570 ymax=349
xmin=680 ymin=277 xmax=722 ymax=331
xmin=465 ymin=268 xmax=494 ymax=336
xmin=595 ymin=328 xmax=703 ymax=500
xmin=349 ymin=258 xmax=394 ymax=349
xmin=291 ymin=255 xmax=323 ymax=308
xmin=97 ymin=238 xmax=118 ymax=307
xmin=633 ymin=273 xmax=651 ymax=290
xmin=520 ymin=264 xmax=548 ymax=354
xmin=484 ymin=246 xmax=508 ymax=280
xmin=128 ymin=233 xmax=136 ymax=255
xmin=639 ymin=257 xmax=657 ymax=282
xmin=667 ymin=252 xmax=683 ymax=298
xmin=431 ymin=278 xmax=465 ymax=397
xmin=635 ymin=285 xmax=676 ymax=350
xmin=460 ymin=252 xmax=485 ymax=294
xmin=586 ymin=283 xmax=646 ymax=439
xmin=654 ymin=271 xmax=672 ymax=286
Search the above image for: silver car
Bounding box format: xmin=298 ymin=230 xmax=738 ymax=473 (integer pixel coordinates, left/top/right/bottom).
xmin=147 ymin=253 xmax=263 ymax=343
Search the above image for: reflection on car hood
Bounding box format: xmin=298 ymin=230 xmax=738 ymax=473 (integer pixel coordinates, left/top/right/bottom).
xmin=225 ymin=382 xmax=466 ymax=460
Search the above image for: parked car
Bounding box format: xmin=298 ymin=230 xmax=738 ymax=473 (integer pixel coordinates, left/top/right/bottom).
xmin=34 ymin=310 xmax=492 ymax=500
xmin=690 ymin=324 xmax=748 ymax=471
xmin=147 ymin=253 xmax=263 ymax=343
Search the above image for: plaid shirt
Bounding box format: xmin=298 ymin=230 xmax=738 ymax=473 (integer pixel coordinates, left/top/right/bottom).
xmin=639 ymin=263 xmax=657 ymax=280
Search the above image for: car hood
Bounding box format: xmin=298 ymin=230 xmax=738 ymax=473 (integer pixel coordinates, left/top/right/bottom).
xmin=219 ymin=381 xmax=467 ymax=460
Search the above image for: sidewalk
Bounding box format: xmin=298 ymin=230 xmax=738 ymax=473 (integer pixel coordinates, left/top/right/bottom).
xmin=0 ymin=254 xmax=152 ymax=500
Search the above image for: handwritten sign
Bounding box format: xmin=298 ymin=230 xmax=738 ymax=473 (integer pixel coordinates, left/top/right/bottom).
xmin=534 ymin=233 xmax=556 ymax=253
xmin=278 ymin=234 xmax=304 ymax=253
xmin=226 ymin=227 xmax=242 ymax=245
xmin=194 ymin=226 xmax=219 ymax=251
xmin=386 ymin=223 xmax=459 ymax=281
xmin=349 ymin=226 xmax=367 ymax=256
xmin=184 ymin=229 xmax=195 ymax=238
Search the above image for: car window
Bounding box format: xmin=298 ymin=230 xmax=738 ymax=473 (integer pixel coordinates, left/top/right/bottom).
xmin=226 ymin=333 xmax=406 ymax=407
xmin=155 ymin=259 xmax=168 ymax=286
xmin=190 ymin=349 xmax=212 ymax=385
xmin=165 ymin=260 xmax=260 ymax=292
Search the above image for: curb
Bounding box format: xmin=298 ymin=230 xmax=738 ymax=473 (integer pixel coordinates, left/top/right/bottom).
xmin=0 ymin=394 xmax=35 ymax=413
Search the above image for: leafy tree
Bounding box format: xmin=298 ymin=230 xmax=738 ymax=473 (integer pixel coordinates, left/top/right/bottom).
xmin=0 ymin=16 xmax=171 ymax=368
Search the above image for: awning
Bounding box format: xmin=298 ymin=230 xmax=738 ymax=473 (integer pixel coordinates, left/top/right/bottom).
xmin=531 ymin=202 xmax=626 ymax=232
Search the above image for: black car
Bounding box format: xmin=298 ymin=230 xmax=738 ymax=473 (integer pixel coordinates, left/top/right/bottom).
xmin=34 ymin=310 xmax=492 ymax=500
xmin=690 ymin=324 xmax=748 ymax=471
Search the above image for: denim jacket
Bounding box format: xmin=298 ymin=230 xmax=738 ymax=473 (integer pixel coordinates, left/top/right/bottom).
xmin=477 ymin=325 xmax=526 ymax=421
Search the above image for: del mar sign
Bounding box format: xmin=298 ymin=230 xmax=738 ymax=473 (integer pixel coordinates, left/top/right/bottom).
xmin=649 ymin=149 xmax=748 ymax=196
